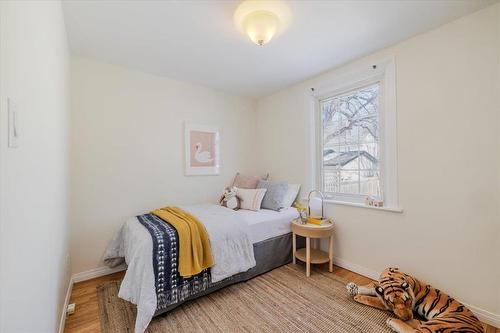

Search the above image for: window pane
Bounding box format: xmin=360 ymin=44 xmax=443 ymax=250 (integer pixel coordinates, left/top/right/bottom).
xmin=321 ymin=83 xmax=381 ymax=198
xmin=358 ymin=143 xmax=378 ymax=170
xmin=360 ymin=171 xmax=381 ymax=196
xmin=338 ymin=171 xmax=360 ymax=194
xmin=323 ymin=166 xmax=339 ymax=193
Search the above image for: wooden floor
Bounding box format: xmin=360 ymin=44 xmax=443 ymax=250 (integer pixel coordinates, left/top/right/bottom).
xmin=64 ymin=265 xmax=499 ymax=333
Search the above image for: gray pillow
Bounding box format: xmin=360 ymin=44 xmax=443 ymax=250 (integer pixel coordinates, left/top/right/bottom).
xmin=257 ymin=180 xmax=289 ymax=211
xmin=282 ymin=184 xmax=301 ymax=207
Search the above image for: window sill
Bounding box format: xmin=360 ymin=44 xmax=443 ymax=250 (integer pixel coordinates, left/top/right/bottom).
xmin=301 ymin=197 xmax=403 ymax=213
xmin=324 ymin=199 xmax=403 ymax=213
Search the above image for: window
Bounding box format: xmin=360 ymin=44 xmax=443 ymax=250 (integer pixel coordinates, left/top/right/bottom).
xmin=312 ymin=58 xmax=399 ymax=208
xmin=320 ymin=83 xmax=381 ymax=199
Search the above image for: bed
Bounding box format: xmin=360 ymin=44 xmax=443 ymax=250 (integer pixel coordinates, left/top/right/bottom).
xmin=104 ymin=204 xmax=302 ymax=333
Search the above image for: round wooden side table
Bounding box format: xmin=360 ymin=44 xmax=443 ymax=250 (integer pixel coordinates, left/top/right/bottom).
xmin=291 ymin=219 xmax=334 ymax=277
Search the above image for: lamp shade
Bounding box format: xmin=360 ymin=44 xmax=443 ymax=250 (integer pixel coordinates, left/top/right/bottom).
xmin=242 ymin=10 xmax=279 ymax=46
xmin=234 ymin=0 xmax=292 ymax=46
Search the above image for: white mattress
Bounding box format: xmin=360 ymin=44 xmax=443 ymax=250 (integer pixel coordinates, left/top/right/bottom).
xmin=235 ymin=207 xmax=299 ymax=243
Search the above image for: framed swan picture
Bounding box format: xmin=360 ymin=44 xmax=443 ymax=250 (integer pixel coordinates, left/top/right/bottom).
xmin=184 ymin=123 xmax=220 ymax=176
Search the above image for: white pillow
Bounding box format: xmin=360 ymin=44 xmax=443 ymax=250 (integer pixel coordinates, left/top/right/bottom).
xmin=282 ymin=184 xmax=301 ymax=207
xmin=235 ymin=187 xmax=267 ymax=211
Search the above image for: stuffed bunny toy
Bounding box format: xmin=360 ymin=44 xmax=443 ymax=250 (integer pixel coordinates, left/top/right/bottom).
xmin=219 ymin=187 xmax=241 ymax=210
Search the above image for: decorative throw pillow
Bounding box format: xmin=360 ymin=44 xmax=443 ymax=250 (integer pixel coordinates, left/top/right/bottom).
xmin=257 ymin=180 xmax=289 ymax=211
xmin=232 ymin=172 xmax=269 ymax=189
xmin=282 ymin=184 xmax=301 ymax=207
xmin=235 ymin=187 xmax=267 ymax=211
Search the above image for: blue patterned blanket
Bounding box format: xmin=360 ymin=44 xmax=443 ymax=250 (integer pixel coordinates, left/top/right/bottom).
xmin=137 ymin=213 xmax=211 ymax=311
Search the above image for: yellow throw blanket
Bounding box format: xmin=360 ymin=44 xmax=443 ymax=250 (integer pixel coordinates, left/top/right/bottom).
xmin=152 ymin=206 xmax=214 ymax=277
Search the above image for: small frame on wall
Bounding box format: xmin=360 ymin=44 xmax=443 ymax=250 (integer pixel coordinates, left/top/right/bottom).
xmin=184 ymin=122 xmax=220 ymax=176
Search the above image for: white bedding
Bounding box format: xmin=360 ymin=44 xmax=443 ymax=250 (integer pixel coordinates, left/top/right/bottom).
xmin=236 ymin=207 xmax=299 ymax=243
xmin=103 ymin=205 xmax=298 ymax=333
xmin=103 ymin=204 xmax=255 ymax=333
xmin=184 ymin=204 xmax=256 ymax=282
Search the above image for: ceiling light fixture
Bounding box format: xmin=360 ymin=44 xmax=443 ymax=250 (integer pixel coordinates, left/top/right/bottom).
xmin=234 ymin=0 xmax=292 ymax=46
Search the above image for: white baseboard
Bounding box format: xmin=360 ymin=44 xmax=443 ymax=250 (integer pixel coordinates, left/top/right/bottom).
xmin=464 ymin=303 xmax=500 ymax=328
xmin=57 ymin=265 xmax=127 ymax=333
xmin=332 ymin=257 xmax=500 ymax=329
xmin=72 ymin=265 xmax=126 ymax=283
xmin=58 ymin=277 xmax=73 ymax=333
xmin=333 ymin=256 xmax=380 ymax=281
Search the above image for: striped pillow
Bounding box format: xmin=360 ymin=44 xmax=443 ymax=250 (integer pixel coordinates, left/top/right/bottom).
xmin=235 ymin=187 xmax=267 ymax=211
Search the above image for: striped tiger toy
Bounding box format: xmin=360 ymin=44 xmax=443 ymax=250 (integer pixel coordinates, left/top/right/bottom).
xmin=346 ymin=267 xmax=484 ymax=333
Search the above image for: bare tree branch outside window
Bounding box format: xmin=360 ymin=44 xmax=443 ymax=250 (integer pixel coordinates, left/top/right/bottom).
xmin=321 ymin=83 xmax=381 ymax=198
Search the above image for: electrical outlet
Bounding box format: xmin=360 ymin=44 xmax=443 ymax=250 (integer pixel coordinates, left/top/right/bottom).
xmin=66 ymin=303 xmax=76 ymax=315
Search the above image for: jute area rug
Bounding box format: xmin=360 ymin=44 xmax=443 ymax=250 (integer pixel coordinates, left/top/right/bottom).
xmin=97 ymin=264 xmax=392 ymax=332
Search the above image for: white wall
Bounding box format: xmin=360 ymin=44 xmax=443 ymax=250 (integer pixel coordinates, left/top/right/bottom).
xmin=70 ymin=57 xmax=256 ymax=273
xmin=256 ymin=4 xmax=500 ymax=319
xmin=496 ymin=4 xmax=500 ymax=315
xmin=0 ymin=1 xmax=71 ymax=332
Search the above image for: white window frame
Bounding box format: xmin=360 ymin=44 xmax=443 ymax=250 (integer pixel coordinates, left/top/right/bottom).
xmin=309 ymin=57 xmax=399 ymax=210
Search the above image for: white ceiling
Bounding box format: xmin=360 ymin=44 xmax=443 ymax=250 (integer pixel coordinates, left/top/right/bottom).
xmin=62 ymin=0 xmax=495 ymax=98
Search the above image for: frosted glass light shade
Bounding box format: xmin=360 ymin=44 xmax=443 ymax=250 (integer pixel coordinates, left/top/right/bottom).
xmin=242 ymin=10 xmax=279 ymax=46
xmin=234 ymin=0 xmax=292 ymax=46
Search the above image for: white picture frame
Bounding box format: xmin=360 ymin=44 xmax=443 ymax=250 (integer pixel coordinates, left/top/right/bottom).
xmin=184 ymin=122 xmax=220 ymax=176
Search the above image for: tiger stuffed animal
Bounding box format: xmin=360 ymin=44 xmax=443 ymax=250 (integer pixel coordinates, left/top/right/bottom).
xmin=346 ymin=267 xmax=484 ymax=333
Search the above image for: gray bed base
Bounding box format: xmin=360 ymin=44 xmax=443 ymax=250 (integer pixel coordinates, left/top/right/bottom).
xmin=154 ymin=232 xmax=305 ymax=317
